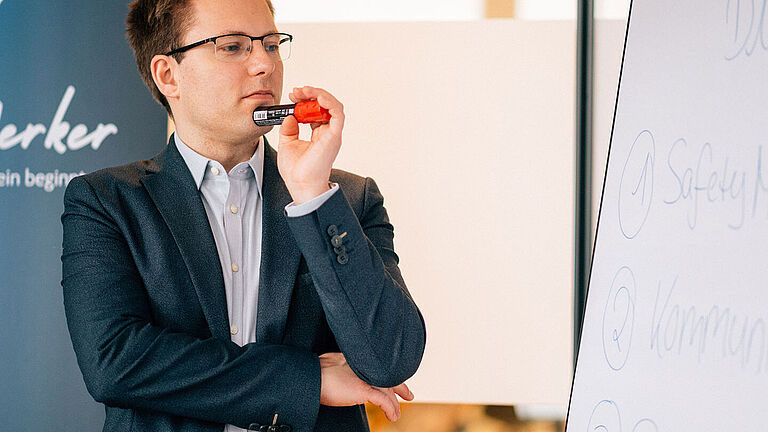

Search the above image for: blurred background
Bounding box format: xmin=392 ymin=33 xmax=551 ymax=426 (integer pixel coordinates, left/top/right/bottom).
xmin=0 ymin=0 xmax=630 ymax=431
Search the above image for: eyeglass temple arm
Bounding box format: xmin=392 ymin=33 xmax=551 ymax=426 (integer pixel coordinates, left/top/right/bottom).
xmin=166 ymin=38 xmax=215 ymax=56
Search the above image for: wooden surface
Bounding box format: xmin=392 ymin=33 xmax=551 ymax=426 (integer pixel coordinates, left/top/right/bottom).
xmin=485 ymin=0 xmax=515 ymax=18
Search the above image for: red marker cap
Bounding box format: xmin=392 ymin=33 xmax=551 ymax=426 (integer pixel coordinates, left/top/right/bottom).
xmin=294 ymin=99 xmax=331 ymax=123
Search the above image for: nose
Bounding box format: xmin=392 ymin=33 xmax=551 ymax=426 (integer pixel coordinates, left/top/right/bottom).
xmin=245 ymin=41 xmax=277 ymax=76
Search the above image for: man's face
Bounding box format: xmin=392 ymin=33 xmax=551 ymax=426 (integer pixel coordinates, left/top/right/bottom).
xmin=174 ymin=0 xmax=282 ymax=142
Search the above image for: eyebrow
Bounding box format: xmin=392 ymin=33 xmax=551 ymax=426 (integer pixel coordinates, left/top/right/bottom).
xmin=222 ymin=29 xmax=279 ymax=36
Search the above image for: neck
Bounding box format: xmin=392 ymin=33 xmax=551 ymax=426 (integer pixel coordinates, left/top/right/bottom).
xmin=175 ymin=127 xmax=260 ymax=173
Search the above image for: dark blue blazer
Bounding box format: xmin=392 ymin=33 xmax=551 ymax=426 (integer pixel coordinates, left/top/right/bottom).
xmin=61 ymin=137 xmax=426 ymax=432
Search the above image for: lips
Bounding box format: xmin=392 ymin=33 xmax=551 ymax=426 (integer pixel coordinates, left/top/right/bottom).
xmin=244 ymin=90 xmax=274 ymax=99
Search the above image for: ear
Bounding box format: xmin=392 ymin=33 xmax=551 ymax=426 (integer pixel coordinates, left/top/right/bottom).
xmin=151 ymin=54 xmax=180 ymax=101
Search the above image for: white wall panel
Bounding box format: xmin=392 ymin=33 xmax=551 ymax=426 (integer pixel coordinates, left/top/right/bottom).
xmin=515 ymin=0 xmax=629 ymax=20
xmin=516 ymin=0 xmax=576 ymax=20
xmin=272 ymin=0 xmax=483 ymax=23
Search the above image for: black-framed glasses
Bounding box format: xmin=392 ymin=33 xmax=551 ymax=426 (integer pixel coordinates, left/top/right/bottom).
xmin=165 ymin=32 xmax=293 ymax=62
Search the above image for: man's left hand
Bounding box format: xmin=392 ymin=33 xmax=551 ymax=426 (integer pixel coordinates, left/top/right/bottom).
xmin=319 ymin=352 xmax=414 ymax=422
xmin=277 ymin=86 xmax=344 ymax=205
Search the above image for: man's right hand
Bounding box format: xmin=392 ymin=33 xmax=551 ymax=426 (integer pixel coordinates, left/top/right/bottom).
xmin=319 ymin=352 xmax=413 ymax=421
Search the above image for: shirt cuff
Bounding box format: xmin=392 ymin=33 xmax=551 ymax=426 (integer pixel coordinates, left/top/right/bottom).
xmin=284 ymin=183 xmax=340 ymax=217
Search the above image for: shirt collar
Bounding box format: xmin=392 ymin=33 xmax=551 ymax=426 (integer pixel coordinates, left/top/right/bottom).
xmin=174 ymin=132 xmax=264 ymax=195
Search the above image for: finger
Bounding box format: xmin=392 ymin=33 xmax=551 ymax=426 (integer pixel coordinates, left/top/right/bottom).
xmin=296 ymin=87 xmax=343 ymax=113
xmin=366 ymin=387 xmax=399 ymax=422
xmin=316 ymin=93 xmax=344 ymax=117
xmin=288 ymin=87 xmax=308 ymax=103
xmin=314 ymin=93 xmax=344 ymax=133
xmin=318 ymin=352 xmax=346 ymax=367
xmin=306 ymin=89 xmax=342 ymax=114
xmin=392 ymin=383 xmax=414 ymax=401
xmin=290 ymin=86 xmax=314 ymax=102
xmin=384 ymin=388 xmax=401 ymax=419
xmin=290 ymin=86 xmax=343 ymax=120
xmin=381 ymin=388 xmax=401 ymax=420
xmin=291 ymin=87 xmax=344 ymax=136
xmin=310 ymin=87 xmax=341 ymax=107
xmin=318 ymin=352 xmax=344 ymax=360
xmin=279 ymin=115 xmax=300 ymax=140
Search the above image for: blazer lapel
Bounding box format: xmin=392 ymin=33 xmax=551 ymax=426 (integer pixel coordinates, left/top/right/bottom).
xmin=141 ymin=138 xmax=230 ymax=341
xmin=257 ymin=140 xmax=301 ymax=344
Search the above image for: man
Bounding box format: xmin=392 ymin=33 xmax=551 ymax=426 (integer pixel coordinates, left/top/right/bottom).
xmin=60 ymin=0 xmax=426 ymax=431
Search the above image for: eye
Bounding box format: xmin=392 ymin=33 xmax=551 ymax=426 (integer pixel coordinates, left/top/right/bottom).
xmin=262 ymin=34 xmax=289 ymax=54
xmin=219 ymin=42 xmax=245 ymax=53
xmin=215 ymin=35 xmax=251 ymax=57
xmin=264 ymin=42 xmax=279 ymax=53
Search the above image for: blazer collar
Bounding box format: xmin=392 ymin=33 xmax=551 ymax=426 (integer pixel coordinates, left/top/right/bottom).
xmin=141 ymin=136 xmax=231 ymax=340
xmin=257 ymin=140 xmax=302 ymax=344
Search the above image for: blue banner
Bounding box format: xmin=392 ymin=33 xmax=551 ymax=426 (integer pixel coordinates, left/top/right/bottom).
xmin=0 ymin=1 xmax=167 ymax=429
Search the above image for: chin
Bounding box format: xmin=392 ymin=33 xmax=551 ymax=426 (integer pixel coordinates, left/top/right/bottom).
xmin=254 ymin=124 xmax=275 ymax=137
xmin=244 ymin=121 xmax=274 ymax=140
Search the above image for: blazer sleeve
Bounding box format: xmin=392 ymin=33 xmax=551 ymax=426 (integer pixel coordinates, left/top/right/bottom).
xmin=285 ymin=177 xmax=426 ymax=388
xmin=61 ymin=176 xmax=321 ymax=430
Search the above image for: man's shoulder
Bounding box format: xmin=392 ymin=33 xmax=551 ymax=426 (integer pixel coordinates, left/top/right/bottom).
xmin=90 ymin=158 xmax=158 ymax=184
xmin=66 ymin=153 xmax=162 ymax=199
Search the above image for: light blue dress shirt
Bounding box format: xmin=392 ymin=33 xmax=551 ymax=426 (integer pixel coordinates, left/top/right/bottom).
xmin=174 ymin=133 xmax=338 ymax=432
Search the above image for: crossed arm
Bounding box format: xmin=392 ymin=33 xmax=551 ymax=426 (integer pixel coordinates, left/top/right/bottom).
xmin=278 ymin=85 xmax=425 ymax=418
xmin=286 ymin=175 xmax=426 ymax=420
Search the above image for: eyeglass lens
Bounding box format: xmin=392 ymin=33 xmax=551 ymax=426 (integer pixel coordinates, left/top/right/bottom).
xmin=214 ymin=34 xmax=291 ymax=62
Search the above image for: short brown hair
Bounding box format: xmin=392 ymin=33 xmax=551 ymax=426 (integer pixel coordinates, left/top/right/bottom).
xmin=126 ymin=0 xmax=275 ymax=117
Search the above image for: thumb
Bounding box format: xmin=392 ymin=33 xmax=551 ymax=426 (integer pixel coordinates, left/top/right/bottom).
xmin=279 ymin=115 xmax=300 ymax=142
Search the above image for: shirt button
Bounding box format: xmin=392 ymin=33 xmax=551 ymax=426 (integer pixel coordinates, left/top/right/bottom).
xmin=230 ymin=204 xmax=239 ymax=214
xmin=230 ymin=325 xmax=238 ymax=335
xmin=211 ymin=166 xmax=220 ymax=175
xmin=231 ymin=262 xmax=239 ymax=272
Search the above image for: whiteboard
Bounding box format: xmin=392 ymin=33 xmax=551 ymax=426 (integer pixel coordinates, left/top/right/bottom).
xmin=567 ymin=0 xmax=768 ymax=430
